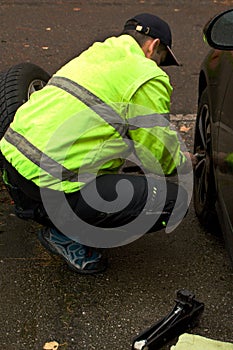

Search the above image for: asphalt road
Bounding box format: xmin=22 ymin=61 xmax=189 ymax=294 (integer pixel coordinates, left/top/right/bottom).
xmin=0 ymin=1 xmax=233 ymax=350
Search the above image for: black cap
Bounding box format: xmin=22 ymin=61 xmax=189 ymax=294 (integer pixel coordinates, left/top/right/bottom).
xmin=124 ymin=13 xmax=180 ymax=66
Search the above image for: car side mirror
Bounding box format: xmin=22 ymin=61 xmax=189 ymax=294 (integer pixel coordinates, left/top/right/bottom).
xmin=204 ymin=9 xmax=233 ymax=50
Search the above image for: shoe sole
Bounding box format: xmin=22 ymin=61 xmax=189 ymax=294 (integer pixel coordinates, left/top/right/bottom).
xmin=66 ymin=257 xmax=108 ymax=275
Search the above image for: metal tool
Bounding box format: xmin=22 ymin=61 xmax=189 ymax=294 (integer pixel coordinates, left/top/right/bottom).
xmin=194 ymin=152 xmax=206 ymax=161
xmin=132 ymin=289 xmax=204 ymax=350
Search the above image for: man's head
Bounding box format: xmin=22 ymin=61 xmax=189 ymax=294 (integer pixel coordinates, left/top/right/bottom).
xmin=122 ymin=13 xmax=179 ymax=66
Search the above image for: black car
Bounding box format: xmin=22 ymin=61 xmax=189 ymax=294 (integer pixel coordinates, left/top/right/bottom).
xmin=194 ymin=9 xmax=233 ymax=263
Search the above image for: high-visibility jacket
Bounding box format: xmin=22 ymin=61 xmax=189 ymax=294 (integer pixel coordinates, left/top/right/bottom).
xmin=0 ymin=35 xmax=186 ymax=193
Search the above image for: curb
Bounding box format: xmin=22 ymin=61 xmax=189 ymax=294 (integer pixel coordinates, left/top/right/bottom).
xmin=170 ymin=114 xmax=196 ymax=121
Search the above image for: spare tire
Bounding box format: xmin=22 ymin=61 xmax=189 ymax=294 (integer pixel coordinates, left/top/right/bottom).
xmin=0 ymin=62 xmax=50 ymax=140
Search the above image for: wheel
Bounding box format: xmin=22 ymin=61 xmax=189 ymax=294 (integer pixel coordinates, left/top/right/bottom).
xmin=0 ymin=62 xmax=50 ymax=169
xmin=193 ymin=88 xmax=219 ymax=232
xmin=0 ymin=62 xmax=50 ymax=140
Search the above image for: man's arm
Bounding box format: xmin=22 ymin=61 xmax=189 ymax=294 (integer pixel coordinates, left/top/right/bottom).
xmin=127 ymin=76 xmax=189 ymax=175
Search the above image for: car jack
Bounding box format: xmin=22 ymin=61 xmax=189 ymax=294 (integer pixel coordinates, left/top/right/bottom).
xmin=132 ymin=289 xmax=204 ymax=350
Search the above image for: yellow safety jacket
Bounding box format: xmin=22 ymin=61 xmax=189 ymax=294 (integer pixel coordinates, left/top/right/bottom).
xmin=0 ymin=35 xmax=186 ymax=193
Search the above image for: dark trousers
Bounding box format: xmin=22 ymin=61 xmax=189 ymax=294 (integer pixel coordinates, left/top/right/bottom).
xmin=2 ymin=159 xmax=188 ymax=235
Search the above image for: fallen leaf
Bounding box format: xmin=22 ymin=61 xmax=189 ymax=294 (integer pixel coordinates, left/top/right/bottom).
xmin=180 ymin=125 xmax=191 ymax=133
xmin=43 ymin=341 xmax=59 ymax=350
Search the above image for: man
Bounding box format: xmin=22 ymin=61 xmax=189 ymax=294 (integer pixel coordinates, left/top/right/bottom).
xmin=0 ymin=13 xmax=195 ymax=274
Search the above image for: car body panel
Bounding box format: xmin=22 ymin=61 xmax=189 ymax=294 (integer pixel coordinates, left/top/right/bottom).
xmin=197 ymin=46 xmax=233 ymax=262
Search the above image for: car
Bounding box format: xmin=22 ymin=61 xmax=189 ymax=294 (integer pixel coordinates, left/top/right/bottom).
xmin=193 ymin=9 xmax=233 ymax=264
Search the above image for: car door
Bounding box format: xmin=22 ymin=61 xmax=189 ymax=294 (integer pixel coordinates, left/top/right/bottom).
xmin=215 ymin=51 xmax=233 ymax=229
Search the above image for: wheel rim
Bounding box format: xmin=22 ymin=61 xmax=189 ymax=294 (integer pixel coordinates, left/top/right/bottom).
xmin=27 ymin=79 xmax=47 ymax=99
xmin=194 ymin=103 xmax=211 ymax=208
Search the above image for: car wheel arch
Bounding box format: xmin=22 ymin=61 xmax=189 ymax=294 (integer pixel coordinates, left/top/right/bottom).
xmin=198 ymin=70 xmax=207 ymax=104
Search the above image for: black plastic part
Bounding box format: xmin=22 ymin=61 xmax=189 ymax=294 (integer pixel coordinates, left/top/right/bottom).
xmin=132 ymin=289 xmax=204 ymax=350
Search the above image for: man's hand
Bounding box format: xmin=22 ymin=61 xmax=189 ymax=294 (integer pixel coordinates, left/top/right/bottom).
xmin=177 ymin=152 xmax=199 ymax=174
xmin=183 ymin=152 xmax=199 ymax=168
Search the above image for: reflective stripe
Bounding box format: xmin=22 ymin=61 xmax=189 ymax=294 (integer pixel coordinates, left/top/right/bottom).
xmin=48 ymin=76 xmax=127 ymax=137
xmin=4 ymin=78 xmax=172 ymax=184
xmin=48 ymin=77 xmax=170 ymax=132
xmin=128 ymin=113 xmax=170 ymax=130
xmin=4 ymin=128 xmax=83 ymax=183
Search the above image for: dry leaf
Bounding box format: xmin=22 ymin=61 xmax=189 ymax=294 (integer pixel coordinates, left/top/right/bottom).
xmin=43 ymin=341 xmax=59 ymax=350
xmin=180 ymin=125 xmax=191 ymax=133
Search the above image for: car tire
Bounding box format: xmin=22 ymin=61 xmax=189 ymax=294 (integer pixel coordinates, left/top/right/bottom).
xmin=0 ymin=63 xmax=50 ymax=169
xmin=193 ymin=88 xmax=220 ymax=233
xmin=0 ymin=62 xmax=50 ymax=140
